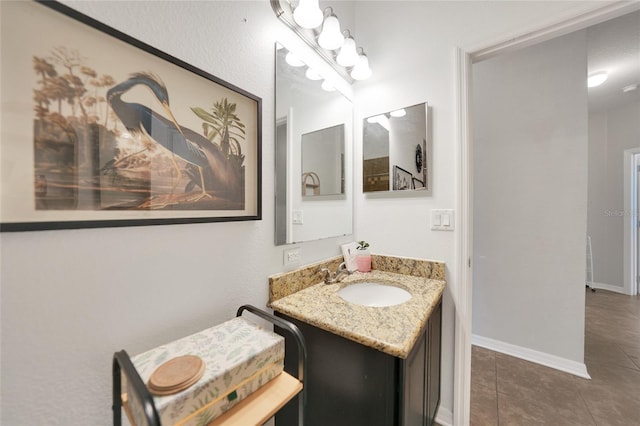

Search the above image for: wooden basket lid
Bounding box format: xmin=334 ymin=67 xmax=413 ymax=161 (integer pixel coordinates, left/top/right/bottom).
xmin=148 ymin=355 xmax=205 ymax=396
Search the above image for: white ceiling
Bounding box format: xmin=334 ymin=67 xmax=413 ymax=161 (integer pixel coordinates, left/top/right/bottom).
xmin=587 ymin=10 xmax=640 ymax=112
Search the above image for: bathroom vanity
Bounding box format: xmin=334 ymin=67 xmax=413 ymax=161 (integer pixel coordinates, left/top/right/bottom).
xmin=268 ymin=255 xmax=445 ymax=426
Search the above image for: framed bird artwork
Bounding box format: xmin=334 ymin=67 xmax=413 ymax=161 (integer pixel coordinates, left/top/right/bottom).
xmin=0 ymin=0 xmax=262 ymax=231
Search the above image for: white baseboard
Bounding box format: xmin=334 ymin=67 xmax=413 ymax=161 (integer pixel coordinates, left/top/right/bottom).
xmin=435 ymin=405 xmax=453 ymax=426
xmin=472 ymin=334 xmax=591 ymax=379
xmin=589 ymin=281 xmax=627 ymax=295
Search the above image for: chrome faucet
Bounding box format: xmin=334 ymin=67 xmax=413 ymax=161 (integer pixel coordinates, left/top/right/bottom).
xmin=321 ymin=262 xmax=352 ymax=284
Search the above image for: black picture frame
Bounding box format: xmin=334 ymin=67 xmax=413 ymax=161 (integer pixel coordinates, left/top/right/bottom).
xmin=412 ymin=177 xmax=425 ymax=189
xmin=1 ymin=1 xmax=262 ymax=232
xmin=393 ymin=165 xmax=413 ymax=191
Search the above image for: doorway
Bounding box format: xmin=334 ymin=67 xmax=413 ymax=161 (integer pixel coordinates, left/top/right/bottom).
xmin=454 ymin=2 xmax=640 ymax=424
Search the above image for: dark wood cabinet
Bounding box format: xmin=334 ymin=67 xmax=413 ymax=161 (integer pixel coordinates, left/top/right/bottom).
xmin=399 ymin=299 xmax=442 ymax=426
xmin=427 ymin=300 xmax=442 ymax=424
xmin=275 ymin=298 xmax=442 ymax=426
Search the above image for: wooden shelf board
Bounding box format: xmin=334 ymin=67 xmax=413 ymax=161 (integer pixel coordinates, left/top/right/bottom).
xmin=208 ymin=372 xmax=302 ymax=426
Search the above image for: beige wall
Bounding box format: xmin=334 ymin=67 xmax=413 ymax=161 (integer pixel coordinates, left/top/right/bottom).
xmin=588 ymin=102 xmax=640 ymax=289
xmin=472 ymin=30 xmax=589 ymax=363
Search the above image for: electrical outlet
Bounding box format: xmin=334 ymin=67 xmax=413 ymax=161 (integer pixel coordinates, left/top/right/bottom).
xmin=284 ymin=248 xmax=301 ymax=266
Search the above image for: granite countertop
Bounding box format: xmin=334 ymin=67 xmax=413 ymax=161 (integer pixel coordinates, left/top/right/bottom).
xmin=268 ymin=256 xmax=446 ymax=359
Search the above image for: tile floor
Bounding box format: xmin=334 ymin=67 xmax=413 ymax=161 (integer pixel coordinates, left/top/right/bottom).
xmin=470 ymin=288 xmax=640 ymax=425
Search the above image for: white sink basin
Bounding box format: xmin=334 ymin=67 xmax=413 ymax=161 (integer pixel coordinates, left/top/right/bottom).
xmin=338 ymin=282 xmax=412 ymax=307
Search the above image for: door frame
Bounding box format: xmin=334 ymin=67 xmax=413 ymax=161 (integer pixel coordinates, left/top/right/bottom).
xmin=453 ymin=2 xmax=640 ymax=424
xmin=623 ymin=148 xmax=640 ymax=296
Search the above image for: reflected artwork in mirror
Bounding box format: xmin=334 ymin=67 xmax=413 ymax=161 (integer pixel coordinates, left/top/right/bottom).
xmin=275 ymin=43 xmax=353 ymax=245
xmin=363 ymin=103 xmax=429 ymax=193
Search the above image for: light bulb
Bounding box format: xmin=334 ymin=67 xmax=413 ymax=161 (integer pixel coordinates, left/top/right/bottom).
xmin=321 ymin=80 xmax=336 ymax=92
xmin=351 ymin=53 xmax=372 ymax=80
xmin=390 ymin=109 xmax=406 ymax=118
xmin=318 ymin=15 xmax=344 ymax=50
xmin=305 ymin=67 xmax=323 ymax=80
xmin=293 ymin=0 xmax=323 ymax=29
xmin=367 ymin=114 xmax=389 ymax=131
xmin=336 ymin=36 xmax=358 ymax=67
xmin=285 ymin=52 xmax=305 ymax=67
xmin=587 ymin=71 xmax=608 ymax=88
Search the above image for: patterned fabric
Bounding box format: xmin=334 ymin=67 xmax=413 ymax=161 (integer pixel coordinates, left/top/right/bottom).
xmin=126 ymin=317 xmax=284 ymax=426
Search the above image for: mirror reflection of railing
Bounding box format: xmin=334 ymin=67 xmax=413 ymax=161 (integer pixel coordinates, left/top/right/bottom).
xmin=275 ymin=43 xmax=353 ymax=245
xmin=363 ymin=103 xmax=430 ymax=193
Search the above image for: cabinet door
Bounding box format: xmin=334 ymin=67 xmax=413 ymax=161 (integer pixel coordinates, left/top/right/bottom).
xmin=426 ymin=301 xmax=442 ymax=426
xmin=401 ymin=330 xmax=427 ymax=426
xmin=275 ymin=313 xmax=396 ymax=426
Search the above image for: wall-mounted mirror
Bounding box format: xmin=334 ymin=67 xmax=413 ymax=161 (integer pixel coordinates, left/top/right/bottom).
xmin=275 ymin=43 xmax=353 ymax=245
xmin=363 ymin=103 xmax=430 ymax=193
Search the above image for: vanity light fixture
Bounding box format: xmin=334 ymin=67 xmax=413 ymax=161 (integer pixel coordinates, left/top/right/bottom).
xmin=336 ymin=31 xmax=359 ymax=67
xmin=317 ymin=9 xmax=344 ymax=50
xmin=367 ymin=114 xmax=390 ymax=131
xmin=292 ymin=0 xmax=323 ymax=29
xmin=321 ymin=79 xmax=336 ymax=92
xmin=390 ymin=108 xmax=406 ymax=118
xmin=271 ymin=0 xmax=372 ymax=83
xmin=587 ymin=71 xmax=608 ymax=88
xmin=285 ymin=51 xmax=306 ymax=67
xmin=351 ymin=48 xmax=372 ymax=81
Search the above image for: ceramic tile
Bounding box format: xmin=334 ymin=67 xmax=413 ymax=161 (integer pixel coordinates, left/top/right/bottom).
xmin=471 ymin=345 xmax=496 ymax=391
xmin=577 ymin=363 xmax=640 ymax=426
xmin=497 ymin=390 xmax=595 ymax=426
xmin=584 ymin=332 xmax=638 ymax=370
xmin=619 ymin=342 xmax=640 ymax=370
xmin=495 ymin=353 xmax=594 ymax=425
xmin=471 ymin=289 xmax=640 ymax=425
xmin=470 ymin=379 xmax=498 ymax=426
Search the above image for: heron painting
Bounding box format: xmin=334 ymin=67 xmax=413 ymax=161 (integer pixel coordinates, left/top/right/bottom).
xmin=28 ymin=43 xmax=258 ymax=213
xmin=1 ymin=0 xmax=260 ymax=231
xmin=105 ymin=72 xmax=244 ymax=209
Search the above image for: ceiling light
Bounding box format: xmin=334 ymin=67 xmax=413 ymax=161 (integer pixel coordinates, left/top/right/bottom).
xmin=293 ymin=0 xmax=323 ymax=29
xmin=305 ymin=67 xmax=323 ymax=80
xmin=587 ymin=71 xmax=608 ymax=88
xmin=390 ymin=109 xmax=406 ymax=118
xmin=285 ymin=52 xmax=305 ymax=67
xmin=622 ymin=84 xmax=638 ymax=93
xmin=318 ymin=12 xmax=344 ymax=50
xmin=336 ymin=34 xmax=358 ymax=67
xmin=351 ymin=50 xmax=372 ymax=81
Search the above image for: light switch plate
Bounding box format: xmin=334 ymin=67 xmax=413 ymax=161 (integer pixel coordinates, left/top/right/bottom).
xmin=431 ymin=209 xmax=455 ymax=231
xmin=292 ymin=210 xmax=304 ymax=225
